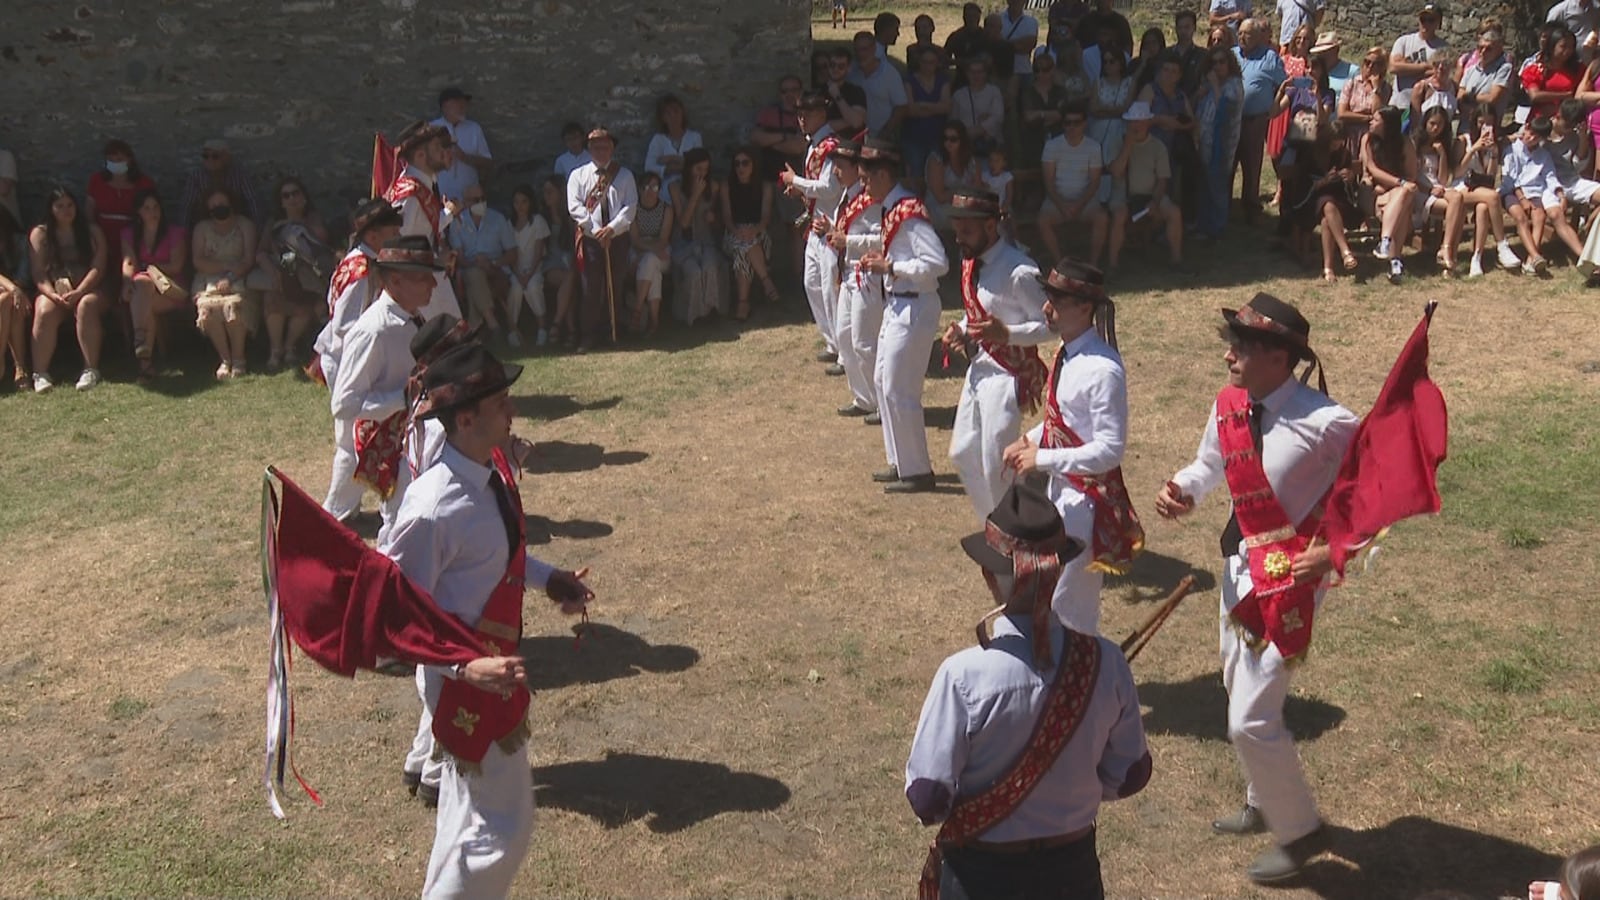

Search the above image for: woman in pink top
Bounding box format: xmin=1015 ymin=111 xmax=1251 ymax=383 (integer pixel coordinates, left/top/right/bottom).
xmin=121 ymin=189 xmax=188 ymax=382
xmin=85 ymin=139 xmax=156 ymax=297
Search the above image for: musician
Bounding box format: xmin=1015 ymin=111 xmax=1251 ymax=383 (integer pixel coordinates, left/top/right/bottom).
xmin=779 ymin=92 xmax=845 ymax=371
xmin=1002 ymin=259 xmax=1143 ymax=634
xmin=906 ymin=483 xmax=1150 ymax=900
xmin=380 ymin=342 xmax=593 ymax=898
xmin=565 ymin=126 xmax=637 ymax=353
xmin=1154 ymin=293 xmax=1357 ymax=884
xmin=828 ymin=140 xmax=886 ymax=419
xmin=943 ymin=188 xmax=1051 ymax=521
xmin=385 ymin=120 xmax=463 ymax=321
xmin=858 ymin=137 xmax=949 ymax=494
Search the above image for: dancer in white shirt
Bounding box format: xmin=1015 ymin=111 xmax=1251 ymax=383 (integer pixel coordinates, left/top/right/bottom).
xmin=385 ymin=120 xmax=462 ymax=321
xmin=781 ymin=92 xmax=846 ymax=370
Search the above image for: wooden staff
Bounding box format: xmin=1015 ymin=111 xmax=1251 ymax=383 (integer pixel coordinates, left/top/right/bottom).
xmin=1120 ymin=575 xmax=1197 ymax=663
xmin=604 ymin=243 xmax=617 ymax=343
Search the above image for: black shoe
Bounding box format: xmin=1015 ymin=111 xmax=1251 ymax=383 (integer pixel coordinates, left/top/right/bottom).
xmin=884 ymin=473 xmax=936 ymax=494
xmin=864 ymin=412 xmax=882 ymax=425
xmin=815 ymin=350 xmax=839 ymax=363
xmin=1212 ymin=805 xmax=1267 ymax=836
xmin=837 ymin=404 xmax=871 ymax=417
xmin=402 ymin=770 xmax=422 ymax=797
xmin=1247 ymin=824 xmax=1329 ymax=884
xmin=417 ymin=783 xmax=440 ymax=808
xmin=871 ymin=466 xmax=900 ymax=483
xmin=823 ymin=363 xmax=846 ymax=376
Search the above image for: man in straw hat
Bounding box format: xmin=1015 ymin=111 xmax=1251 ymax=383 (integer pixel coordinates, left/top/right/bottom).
xmin=1106 ymin=100 xmax=1187 ymax=273
xmin=380 ymin=341 xmax=593 ymax=898
xmin=386 ymin=120 xmax=463 ymax=320
xmin=1154 ymin=292 xmax=1357 ymax=883
xmin=781 ymin=91 xmax=847 ymax=371
xmin=1309 ymin=31 xmax=1355 ymax=94
xmin=1002 ymin=258 xmax=1141 ymax=635
xmin=858 ymin=136 xmax=949 ymax=493
xmin=566 ymin=125 xmax=637 ymax=353
xmin=942 ymin=186 xmax=1051 ymax=521
xmin=905 ymin=482 xmax=1150 ymax=900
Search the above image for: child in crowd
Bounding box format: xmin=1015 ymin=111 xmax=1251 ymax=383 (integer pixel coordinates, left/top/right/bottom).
xmin=1530 ymin=844 xmax=1600 ymax=900
xmin=553 ymin=122 xmax=591 ymax=181
xmin=981 ymin=146 xmax=1015 ymax=243
xmin=1501 ymin=116 xmax=1581 ymax=274
xmin=1549 ymin=99 xmax=1600 ymax=212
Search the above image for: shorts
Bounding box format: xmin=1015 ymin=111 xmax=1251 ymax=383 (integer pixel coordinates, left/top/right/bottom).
xmin=1547 ymin=179 xmax=1600 ymax=209
xmin=1042 ymin=195 xmax=1104 ymax=222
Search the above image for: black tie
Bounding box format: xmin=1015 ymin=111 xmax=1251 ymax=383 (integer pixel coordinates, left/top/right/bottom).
xmin=487 ymin=470 xmax=520 ymax=556
xmin=1219 ymin=402 xmax=1265 ymax=557
xmin=431 ymin=181 xmax=444 ymax=206
xmin=411 ymin=315 xmax=425 ymax=328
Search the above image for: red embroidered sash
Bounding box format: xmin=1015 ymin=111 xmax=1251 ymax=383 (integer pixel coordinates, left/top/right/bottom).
xmin=1216 ymin=386 xmax=1322 ymax=660
xmin=385 ymin=175 xmax=442 ymax=243
xmin=803 ymin=134 xmax=840 ymax=222
xmin=835 ymin=187 xmax=874 ymax=282
xmin=916 ymin=630 xmax=1103 ymax=900
xmin=352 ymin=412 xmax=408 ymax=500
xmin=574 ymin=162 xmax=621 ymax=275
xmin=881 ymin=196 xmax=931 ymax=254
xmin=1040 ymin=345 xmax=1145 ymax=574
xmin=960 ymin=258 xmax=1049 ymax=414
xmin=326 ymin=250 xmax=371 ymax=318
xmin=432 ymin=448 xmax=533 ymax=765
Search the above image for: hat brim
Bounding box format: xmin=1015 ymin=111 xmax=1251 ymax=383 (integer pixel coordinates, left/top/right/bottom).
xmin=417 ymin=363 xmax=525 ymax=420
xmin=1221 ymin=308 xmax=1316 ymax=356
xmin=1311 ymin=40 xmax=1340 ymax=52
xmin=376 ymin=259 xmax=445 ymax=273
xmin=959 ymin=530 xmax=1086 ymax=576
xmin=353 ymin=209 xmax=403 ymax=236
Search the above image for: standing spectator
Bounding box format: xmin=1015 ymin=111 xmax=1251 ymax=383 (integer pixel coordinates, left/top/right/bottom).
xmin=1524 ymin=27 xmax=1583 ymax=120
xmin=721 ymin=148 xmax=779 ymax=321
xmin=84 ymin=139 xmax=156 ymax=291
xmin=1233 ymin=19 xmax=1287 ymax=221
xmin=903 ymin=46 xmax=953 ymax=194
xmin=178 ymin=138 xmax=262 ymax=227
xmin=1314 ymin=32 xmax=1357 ymax=95
xmin=832 ymin=0 xmax=847 ymax=31
xmin=1107 ymin=102 xmax=1186 ymax=271
xmin=1082 ymin=20 xmax=1127 ymax=82
xmin=811 ymin=46 xmax=834 ymax=90
xmin=1080 ymin=0 xmax=1134 ymax=54
xmin=999 ymin=0 xmax=1041 ymax=95
xmin=945 ymin=3 xmax=989 ymax=90
xmin=926 ymin=121 xmax=983 ymax=232
xmin=629 ymin=172 xmax=673 ymax=333
xmin=1548 ymin=0 xmax=1600 ymax=59
xmin=1453 ymin=103 xmax=1521 ymax=277
xmin=540 ymin=176 xmax=579 ymax=346
xmin=951 ymin=58 xmax=1006 ymax=155
xmin=449 ymin=182 xmax=517 ymax=338
xmin=1 ymin=206 xmax=30 ymax=389
xmin=1339 ymin=47 xmax=1392 ymax=159
xmin=1362 ymin=106 xmax=1419 ymax=284
xmin=190 ymin=187 xmax=257 ymax=378
xmin=254 ymin=177 xmax=331 ymax=371
xmin=552 ymin=123 xmax=591 ymax=181
xmin=505 ymin=184 xmax=550 ymax=347
xmin=1140 ymin=52 xmax=1201 ymax=221
xmin=904 ymin=14 xmax=947 ymax=72
xmin=1390 ymin=4 xmax=1450 ymax=109
xmin=752 ymin=74 xmax=814 ymax=276
xmin=1266 ymin=25 xmax=1315 ymax=207
xmin=850 ymin=30 xmax=909 ymax=137
xmin=668 ymin=148 xmax=727 ymax=326
xmin=1132 ymin=30 xmax=1169 ymax=95
xmin=1056 ymin=40 xmax=1094 ymax=106
xmin=1174 ymin=10 xmax=1209 ymax=96
xmin=1411 ymin=48 xmax=1461 ymax=121
xmin=1209 ymin=0 xmax=1252 ymax=38
xmin=822 ymin=49 xmax=870 ymax=137
xmin=1036 ymin=102 xmax=1110 ymax=264
xmin=28 ymin=187 xmax=108 ymax=392
xmin=1208 ymin=24 xmax=1238 ymax=53
xmin=1459 ymin=28 xmax=1514 ymax=124
xmin=872 ymin=12 xmax=905 ymax=76
xmin=1195 ymin=48 xmax=1245 ymax=238
xmin=1276 ymin=0 xmax=1325 ymax=50
xmin=1090 ymin=46 xmax=1137 ymax=194
xmin=983 ymin=15 xmax=1020 ymax=95
xmin=431 ymin=87 xmax=493 ymax=203
xmin=0 ymin=148 xmax=18 ymax=225
xmin=565 ymin=127 xmax=636 ymax=352
xmin=1018 ymin=51 xmax=1068 ymax=180
xmin=644 ymin=94 xmax=704 ymax=200
xmin=121 ymin=189 xmax=188 ymax=382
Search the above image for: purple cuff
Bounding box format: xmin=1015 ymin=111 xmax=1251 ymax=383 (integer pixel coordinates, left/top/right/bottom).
xmin=1118 ymin=752 xmax=1153 ymax=799
xmin=906 ymin=778 xmax=953 ymax=825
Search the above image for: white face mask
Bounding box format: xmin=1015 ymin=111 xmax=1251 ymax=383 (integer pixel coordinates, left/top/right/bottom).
xmin=105 ymin=160 xmax=129 ymax=175
xmin=469 ymin=201 xmax=487 ymax=217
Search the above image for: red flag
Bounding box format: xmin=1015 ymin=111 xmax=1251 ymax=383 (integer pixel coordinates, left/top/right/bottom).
xmin=370 ymin=132 xmax=399 ymax=199
xmin=1321 ymin=303 xmax=1449 ymax=575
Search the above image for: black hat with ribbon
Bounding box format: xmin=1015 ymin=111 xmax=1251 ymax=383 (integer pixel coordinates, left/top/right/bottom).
xmin=962 ymin=483 xmax=1085 ymax=669
xmin=832 ymin=139 xmax=862 ymax=161
xmin=409 ymin=313 xmax=481 ymax=366
xmin=859 ymin=136 xmax=903 ymax=166
xmin=350 ymin=198 xmax=402 ymax=242
xmin=1039 ymin=256 xmax=1121 ymax=352
xmin=396 ymin=119 xmax=450 ymax=157
xmin=414 ymin=344 xmax=524 ymax=420
xmin=1222 ymin=292 xmax=1326 ymax=391
xmin=946 ymin=187 xmax=1003 ymax=220
xmin=375 ymin=235 xmax=445 ymax=273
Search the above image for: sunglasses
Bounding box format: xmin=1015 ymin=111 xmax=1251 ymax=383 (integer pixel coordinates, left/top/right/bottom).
xmin=281 ymin=189 xmax=303 ymax=199
xmin=735 ymin=159 xmax=754 ymax=167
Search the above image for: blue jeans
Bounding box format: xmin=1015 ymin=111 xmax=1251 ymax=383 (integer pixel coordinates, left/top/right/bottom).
xmin=1198 ymin=153 xmax=1232 ymax=237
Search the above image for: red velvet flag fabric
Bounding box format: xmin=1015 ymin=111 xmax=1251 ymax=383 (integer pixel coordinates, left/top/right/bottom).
xmin=370 ymin=132 xmax=399 ymax=200
xmin=1321 ymin=304 xmax=1449 ymax=575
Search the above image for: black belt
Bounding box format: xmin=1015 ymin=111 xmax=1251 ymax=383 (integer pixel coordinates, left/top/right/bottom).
xmin=888 ymin=290 xmax=925 ymax=298
xmin=969 ymin=825 xmax=1095 ymax=854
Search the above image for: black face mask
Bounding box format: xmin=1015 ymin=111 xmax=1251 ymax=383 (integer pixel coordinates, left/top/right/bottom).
xmin=209 ymin=206 xmax=232 ymax=221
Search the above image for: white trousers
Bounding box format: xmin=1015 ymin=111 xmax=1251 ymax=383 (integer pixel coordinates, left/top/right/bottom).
xmin=505 ymin=273 xmax=546 ymax=327
xmin=834 ymin=275 xmax=879 ymax=411
xmin=323 ymin=417 xmax=365 ymax=521
xmin=420 ymin=271 xmax=463 ymax=322
xmin=802 ymin=232 xmax=838 ymax=354
xmin=403 ymin=666 xmax=446 ymax=790
xmin=1219 ymin=553 xmax=1321 ymax=845
xmin=875 ymin=292 xmax=941 ymax=477
xmin=949 ymin=363 xmax=1022 ymax=522
xmin=1050 ymin=490 xmax=1104 ymax=634
xmin=421 ymin=742 xmax=536 ymax=900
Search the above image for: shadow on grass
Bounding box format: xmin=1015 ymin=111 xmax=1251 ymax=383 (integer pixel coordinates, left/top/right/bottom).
xmin=924 ymin=405 xmax=957 ymax=430
xmin=1107 ymin=549 xmax=1219 ymax=601
xmin=513 ymin=394 xmax=623 ymax=422
xmin=520 ymin=622 xmax=697 ymax=692
xmin=527 ymin=440 xmax=648 ymax=474
xmin=523 ymin=513 xmax=613 ymax=545
xmin=1138 ymin=672 xmax=1346 ymax=743
xmin=1299 ymin=816 xmax=1563 ymax=899
xmin=533 ymin=751 xmax=790 ymax=833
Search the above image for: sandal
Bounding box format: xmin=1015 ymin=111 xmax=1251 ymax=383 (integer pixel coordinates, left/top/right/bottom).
xmin=12 ymin=369 xmax=28 ymax=391
xmin=760 ymin=277 xmax=781 ymax=305
xmin=1341 ymin=251 xmax=1358 ymax=272
xmin=1322 ymin=267 xmax=1337 ymax=283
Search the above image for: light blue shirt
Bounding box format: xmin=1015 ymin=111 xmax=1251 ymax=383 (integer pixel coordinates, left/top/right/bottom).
xmin=1235 ymin=45 xmax=1287 ymax=116
xmin=1325 ymin=58 xmax=1357 ymax=95
xmin=448 ymin=207 xmax=516 ymax=264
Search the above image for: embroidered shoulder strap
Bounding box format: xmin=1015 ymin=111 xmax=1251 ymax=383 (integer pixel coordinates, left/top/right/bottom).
xmin=881 ymin=196 xmax=930 ymax=251
xmin=960 ymin=257 xmax=1050 ymax=413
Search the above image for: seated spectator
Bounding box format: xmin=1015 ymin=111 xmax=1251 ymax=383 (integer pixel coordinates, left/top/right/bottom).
xmin=1108 ymin=101 xmax=1185 ymax=271
xmin=190 ymin=188 xmax=258 ymax=379
xmin=448 ymin=182 xmax=516 ymax=336
xmin=629 ymin=172 xmax=674 ymax=333
xmin=925 ymin=120 xmax=983 ymax=232
xmin=1362 ymin=106 xmax=1419 ymax=284
xmin=431 ymin=86 xmax=492 ymax=203
xmin=1018 ymin=52 xmax=1067 ymax=178
xmin=84 ymin=139 xmax=156 ymax=294
xmin=506 ymin=184 xmax=551 ymax=348
xmin=0 ymin=147 xmax=17 ymax=224
xmin=1130 ymin=27 xmax=1168 ymax=93
xmin=121 ymin=189 xmax=189 ymax=382
xmin=1037 ymin=102 xmax=1110 ymax=263
xmin=1280 ymin=124 xmax=1360 ymax=282
xmin=28 ymin=187 xmax=108 ymax=392
xmin=668 ymin=148 xmax=727 ymax=325
xmin=645 ymin=94 xmax=704 ymax=200
xmin=951 ymin=57 xmax=1005 ymax=154
xmin=1338 ymin=47 xmax=1391 ymax=161
xmin=1502 ymin=116 xmax=1582 ymax=274
xmin=1194 ymin=48 xmax=1244 ymax=239
xmin=540 ymin=175 xmax=580 ymax=346
xmin=1452 ymin=103 xmax=1521 ymax=276
xmin=902 ymin=46 xmax=953 ymax=194
xmin=179 ymin=138 xmax=262 ymax=227
xmin=982 ymin=145 xmax=1016 ymax=237
xmin=1090 ymin=45 xmax=1136 ymax=197
xmin=905 ymin=14 xmax=947 ymax=72
xmin=1411 ymin=48 xmax=1461 ymax=122
xmin=0 ymin=206 xmax=28 ymax=389
xmin=253 ymin=177 xmax=331 ymax=371
xmin=1412 ymin=108 xmax=1469 ymax=278
xmin=1459 ymin=27 xmax=1515 ymax=125
xmin=721 ymin=148 xmax=778 ymax=321
xmin=1551 ymin=98 xmax=1600 ymax=208
xmin=1528 ymin=843 xmax=1600 ymax=900
xmin=553 ymin=123 xmax=591 ymax=182
xmin=1390 ymin=3 xmax=1449 ymax=109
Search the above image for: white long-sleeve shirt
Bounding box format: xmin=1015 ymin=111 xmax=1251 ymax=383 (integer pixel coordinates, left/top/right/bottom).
xmin=329 ymin=293 xmax=418 ymax=421
xmin=313 ymin=244 xmax=379 ymax=390
xmin=792 ymin=126 xmax=845 ymax=224
xmin=1025 ymin=329 xmax=1128 ymax=525
xmin=566 ymin=161 xmax=638 ymax=238
xmin=394 ymin=165 xmax=454 ymax=246
xmin=880 ymin=184 xmax=949 ymax=295
xmin=957 ymin=239 xmax=1051 ymax=381
xmin=952 ymin=83 xmax=1005 ymax=142
xmin=644 ymin=129 xmax=704 ymax=194
xmin=1500 ymin=139 xmax=1562 ymax=201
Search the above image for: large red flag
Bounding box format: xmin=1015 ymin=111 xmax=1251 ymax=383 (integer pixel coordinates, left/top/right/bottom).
xmin=1321 ymin=303 xmax=1448 ymax=576
xmin=370 ymin=132 xmax=399 ymax=199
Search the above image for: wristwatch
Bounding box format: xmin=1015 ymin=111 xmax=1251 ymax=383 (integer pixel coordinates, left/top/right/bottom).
xmin=452 ymin=662 xmax=468 ymax=680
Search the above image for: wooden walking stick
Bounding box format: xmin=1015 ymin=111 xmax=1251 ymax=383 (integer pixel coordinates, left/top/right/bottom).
xmin=604 ymin=243 xmax=617 ymax=343
xmin=1120 ymin=575 xmax=1197 ymax=663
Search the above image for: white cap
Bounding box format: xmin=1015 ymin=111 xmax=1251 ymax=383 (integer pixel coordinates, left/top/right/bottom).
xmin=1123 ymin=101 xmax=1154 ymax=122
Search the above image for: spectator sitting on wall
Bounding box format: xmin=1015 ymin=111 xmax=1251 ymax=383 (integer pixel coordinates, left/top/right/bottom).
xmin=553 ymin=122 xmax=591 ymax=182
xmin=506 ymin=184 xmax=551 ymax=348
xmin=0 ymin=206 xmax=29 ymax=390
xmin=0 ymin=148 xmax=18 ymax=224
xmin=448 ymin=182 xmax=517 ymax=338
xmin=84 ymin=139 xmax=156 ymax=293
xmin=1107 ymin=101 xmax=1185 ymax=272
xmin=253 ymin=176 xmax=331 ymax=372
xmin=645 ymin=94 xmax=704 ymax=200
xmin=190 ymin=187 xmax=258 ymax=379
xmin=28 ymin=186 xmax=109 ymax=393
xmin=431 ymin=86 xmax=493 ymax=203
xmin=122 ymin=189 xmax=188 ymax=383
xmin=179 ymin=138 xmax=262 ymax=228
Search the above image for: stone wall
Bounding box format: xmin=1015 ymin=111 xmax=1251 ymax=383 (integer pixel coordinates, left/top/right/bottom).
xmin=0 ymin=0 xmax=812 ymax=224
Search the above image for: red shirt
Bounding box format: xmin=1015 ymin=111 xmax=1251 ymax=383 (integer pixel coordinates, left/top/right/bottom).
xmin=86 ymin=171 xmax=156 ymax=262
xmin=1522 ymin=61 xmax=1581 ymax=120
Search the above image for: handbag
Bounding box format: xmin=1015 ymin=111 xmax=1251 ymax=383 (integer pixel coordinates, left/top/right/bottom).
xmin=1466 ymin=171 xmax=1496 ymax=190
xmin=1288 ymin=109 xmax=1320 ymax=143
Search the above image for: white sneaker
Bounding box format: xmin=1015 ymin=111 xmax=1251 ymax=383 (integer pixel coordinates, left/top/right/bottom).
xmin=1388 ymin=258 xmax=1404 ymax=284
xmin=1373 ymin=237 xmax=1392 ymax=259
xmin=1469 ymin=255 xmax=1485 ymax=278
xmin=1497 ymin=241 xmax=1522 ymax=269
xmin=32 ymin=373 xmax=52 ymax=394
xmin=1522 ymin=259 xmax=1540 ymax=276
xmin=535 ymin=329 xmax=548 ymax=348
xmin=506 ymin=331 xmax=522 ymax=349
xmin=75 ymin=368 xmax=101 ymax=391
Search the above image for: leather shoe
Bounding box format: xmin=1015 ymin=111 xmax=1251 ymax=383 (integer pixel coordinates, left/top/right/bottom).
xmin=823 ymin=363 xmax=846 ymax=376
xmin=864 ymin=412 xmax=882 ymax=425
xmin=837 ymin=404 xmax=871 ymax=417
xmin=1212 ymin=805 xmax=1267 ymax=836
xmin=417 ymin=783 xmax=440 ymax=809
xmin=884 ymin=473 xmax=936 ymax=494
xmin=1247 ymin=824 xmax=1329 ymax=884
xmin=815 ymin=350 xmax=839 ymax=363
xmin=871 ymin=466 xmax=900 ymax=483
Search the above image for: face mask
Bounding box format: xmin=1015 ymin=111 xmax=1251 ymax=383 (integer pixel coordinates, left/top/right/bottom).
xmin=209 ymin=205 xmax=232 ymax=221
xmin=469 ymin=201 xmax=487 ymax=217
xmin=105 ymin=160 xmax=129 ymax=176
